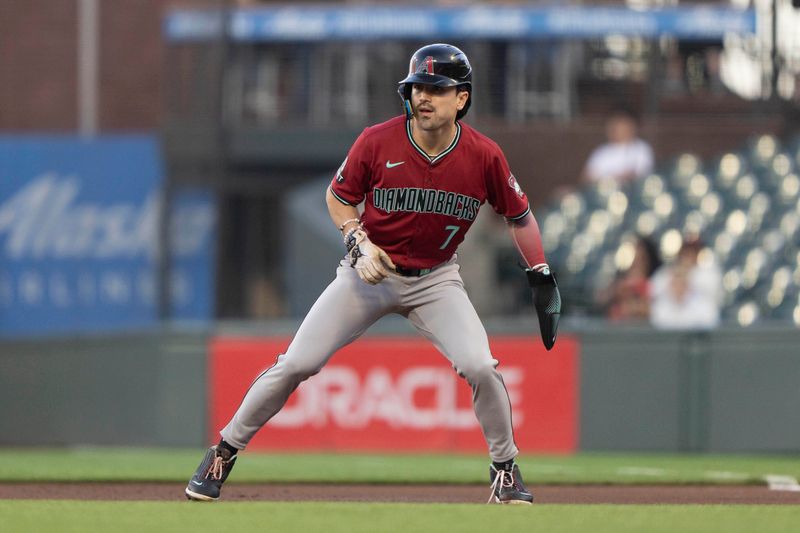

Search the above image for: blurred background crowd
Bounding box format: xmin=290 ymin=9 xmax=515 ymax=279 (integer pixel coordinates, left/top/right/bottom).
xmin=2 ymin=0 xmax=800 ymax=333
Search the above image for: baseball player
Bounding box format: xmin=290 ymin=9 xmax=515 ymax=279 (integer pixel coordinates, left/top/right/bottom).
xmin=186 ymin=43 xmax=561 ymax=505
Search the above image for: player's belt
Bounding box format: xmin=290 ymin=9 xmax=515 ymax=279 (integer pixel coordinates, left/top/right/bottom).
xmin=394 ymin=262 xmax=445 ymax=277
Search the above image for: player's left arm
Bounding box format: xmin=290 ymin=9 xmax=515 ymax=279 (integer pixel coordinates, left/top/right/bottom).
xmin=484 ymin=146 xmax=562 ymax=349
xmin=482 ymin=143 xmax=561 ymax=348
xmin=507 ymin=211 xmax=546 ymax=271
xmin=508 ymin=213 xmax=561 ymax=351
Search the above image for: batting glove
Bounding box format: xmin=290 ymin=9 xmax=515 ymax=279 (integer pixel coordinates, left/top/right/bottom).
xmin=346 ymin=229 xmax=396 ymax=285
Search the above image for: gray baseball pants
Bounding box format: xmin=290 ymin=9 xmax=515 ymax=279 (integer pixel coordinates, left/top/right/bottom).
xmin=220 ymin=258 xmax=519 ymax=462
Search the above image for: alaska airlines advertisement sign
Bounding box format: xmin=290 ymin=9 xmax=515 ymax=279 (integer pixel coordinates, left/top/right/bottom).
xmin=0 ymin=136 xmax=215 ymax=336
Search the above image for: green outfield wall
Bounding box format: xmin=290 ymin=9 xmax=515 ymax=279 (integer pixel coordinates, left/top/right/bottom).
xmin=1 ymin=326 xmax=798 ymax=452
xmin=0 ymin=332 xmax=208 ymax=447
xmin=578 ymin=326 xmax=800 ymax=453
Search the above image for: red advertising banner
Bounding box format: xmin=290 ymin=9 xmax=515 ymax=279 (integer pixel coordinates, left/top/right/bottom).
xmin=210 ymin=336 xmax=579 ymax=453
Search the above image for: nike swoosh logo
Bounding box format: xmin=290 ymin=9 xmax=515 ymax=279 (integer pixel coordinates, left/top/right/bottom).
xmin=191 ymin=480 xmax=203 ymax=486
xmin=386 ymin=160 xmax=405 ymax=168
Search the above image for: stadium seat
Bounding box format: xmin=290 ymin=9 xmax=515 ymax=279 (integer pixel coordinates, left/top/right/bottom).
xmin=667 ymin=153 xmax=703 ymax=190
xmin=776 ymin=173 xmax=800 ymax=206
xmin=744 ymin=134 xmax=781 ymax=170
xmin=712 ymin=152 xmax=746 ymax=191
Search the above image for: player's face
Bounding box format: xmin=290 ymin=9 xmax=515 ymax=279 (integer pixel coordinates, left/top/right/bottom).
xmin=411 ymin=84 xmax=468 ymax=130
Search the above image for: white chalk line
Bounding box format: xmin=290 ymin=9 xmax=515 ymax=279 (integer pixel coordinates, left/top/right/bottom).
xmin=525 ymin=464 xmax=798 ymax=489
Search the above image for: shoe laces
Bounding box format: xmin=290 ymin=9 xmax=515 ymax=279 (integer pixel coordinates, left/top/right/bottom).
xmin=206 ymin=452 xmax=231 ymax=481
xmin=487 ymin=468 xmax=515 ymax=504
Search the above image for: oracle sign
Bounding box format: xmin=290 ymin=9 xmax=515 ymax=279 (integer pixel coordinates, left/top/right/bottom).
xmin=210 ymin=336 xmax=578 ymax=453
xmin=270 ymin=365 xmax=524 ymax=430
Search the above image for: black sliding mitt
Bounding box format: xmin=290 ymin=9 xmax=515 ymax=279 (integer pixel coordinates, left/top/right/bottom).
xmin=525 ymin=266 xmax=561 ymax=351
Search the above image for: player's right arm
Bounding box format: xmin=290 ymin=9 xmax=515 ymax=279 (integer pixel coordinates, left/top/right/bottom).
xmin=327 ymin=132 xmax=396 ymax=285
xmin=326 ymin=187 xmax=396 ymax=285
xmin=326 ymin=187 xmax=361 ymax=236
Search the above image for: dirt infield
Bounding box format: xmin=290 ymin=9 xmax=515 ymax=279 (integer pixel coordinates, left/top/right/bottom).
xmin=2 ymin=483 xmax=799 ymax=504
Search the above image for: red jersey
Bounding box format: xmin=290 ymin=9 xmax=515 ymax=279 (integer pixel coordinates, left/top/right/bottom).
xmin=330 ymin=116 xmax=530 ymax=269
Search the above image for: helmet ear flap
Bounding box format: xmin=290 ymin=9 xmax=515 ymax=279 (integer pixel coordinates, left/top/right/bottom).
xmin=403 ymin=99 xmax=413 ymax=119
xmin=398 ymin=84 xmax=413 ymax=119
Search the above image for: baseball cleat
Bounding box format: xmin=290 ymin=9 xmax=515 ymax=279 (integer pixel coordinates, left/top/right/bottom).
xmin=487 ymin=463 xmax=534 ymax=504
xmin=185 ymin=445 xmax=237 ymax=502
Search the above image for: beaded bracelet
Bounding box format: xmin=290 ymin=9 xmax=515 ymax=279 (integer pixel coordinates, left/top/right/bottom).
xmin=343 ymin=225 xmax=363 ymax=246
xmin=338 ymin=217 xmax=361 ymax=232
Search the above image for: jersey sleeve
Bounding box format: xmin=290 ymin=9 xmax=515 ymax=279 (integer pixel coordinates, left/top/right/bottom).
xmin=485 ymin=147 xmax=530 ymax=221
xmin=329 ymin=129 xmax=373 ymax=206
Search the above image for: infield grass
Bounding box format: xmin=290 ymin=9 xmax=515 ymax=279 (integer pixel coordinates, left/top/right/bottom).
xmin=0 ymin=448 xmax=799 ymax=485
xmin=2 ymin=501 xmax=800 ymax=533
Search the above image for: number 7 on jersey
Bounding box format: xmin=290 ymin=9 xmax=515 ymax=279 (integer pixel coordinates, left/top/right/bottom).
xmin=440 ymin=225 xmax=460 ymax=250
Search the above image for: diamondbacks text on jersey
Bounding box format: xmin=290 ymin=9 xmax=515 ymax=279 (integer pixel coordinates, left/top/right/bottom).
xmin=330 ymin=116 xmax=530 ymax=269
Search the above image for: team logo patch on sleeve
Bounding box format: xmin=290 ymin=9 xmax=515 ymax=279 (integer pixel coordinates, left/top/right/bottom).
xmin=508 ymin=174 xmax=525 ymax=198
xmin=335 ymin=157 xmax=348 ymax=183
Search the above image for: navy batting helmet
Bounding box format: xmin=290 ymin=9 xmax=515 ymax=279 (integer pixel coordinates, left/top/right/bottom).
xmin=398 ymin=43 xmax=472 ymax=121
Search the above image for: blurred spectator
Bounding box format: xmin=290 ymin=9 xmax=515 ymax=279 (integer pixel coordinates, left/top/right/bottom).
xmin=581 ymin=108 xmax=654 ymax=185
xmin=597 ymin=236 xmax=661 ymax=322
xmin=650 ymin=237 xmax=723 ymax=330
